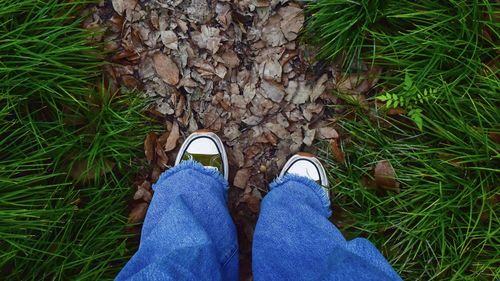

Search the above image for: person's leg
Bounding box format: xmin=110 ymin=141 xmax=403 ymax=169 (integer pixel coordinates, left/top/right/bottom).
xmin=116 ymin=132 xmax=238 ymax=281
xmin=252 ymin=154 xmax=401 ymax=281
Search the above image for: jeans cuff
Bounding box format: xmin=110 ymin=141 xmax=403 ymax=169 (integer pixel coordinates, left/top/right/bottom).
xmin=152 ymin=160 xmax=229 ymax=192
xmin=270 ymin=174 xmax=332 ymax=218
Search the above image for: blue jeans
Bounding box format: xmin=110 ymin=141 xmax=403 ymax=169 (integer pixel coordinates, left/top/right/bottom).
xmin=116 ymin=161 xmax=402 ymax=281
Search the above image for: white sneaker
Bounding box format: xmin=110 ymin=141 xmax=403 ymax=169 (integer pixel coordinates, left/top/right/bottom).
xmin=279 ymin=152 xmax=329 ymax=196
xmin=175 ymin=130 xmax=229 ymax=180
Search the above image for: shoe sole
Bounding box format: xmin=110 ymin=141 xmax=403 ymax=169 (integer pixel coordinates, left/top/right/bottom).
xmin=175 ymin=130 xmax=229 ymax=180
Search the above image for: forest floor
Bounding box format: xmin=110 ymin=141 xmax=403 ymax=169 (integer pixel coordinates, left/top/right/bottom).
xmin=86 ymin=0 xmax=377 ymax=277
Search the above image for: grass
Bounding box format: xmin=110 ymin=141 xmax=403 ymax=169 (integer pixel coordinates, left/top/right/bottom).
xmin=305 ymin=0 xmax=500 ymax=280
xmin=1 ymin=0 xmax=150 ymax=279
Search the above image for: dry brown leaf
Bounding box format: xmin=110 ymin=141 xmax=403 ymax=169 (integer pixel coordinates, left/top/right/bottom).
xmin=318 ymin=127 xmax=339 ymax=139
xmin=144 ymin=132 xmax=157 ymax=163
xmin=374 ymin=160 xmax=400 ymax=192
xmin=261 ymin=58 xmax=282 ymax=82
xmin=161 ymin=30 xmax=178 ymax=50
xmin=139 ymin=180 xmax=152 ymax=191
xmin=153 ymin=53 xmax=180 ymax=85
xmin=231 ymin=94 xmax=247 ymax=109
xmin=311 ymin=74 xmax=328 ymax=102
xmin=234 ymin=169 xmax=251 ymax=189
xmin=203 ymin=106 xmax=223 ymax=131
xmin=121 ymin=75 xmax=140 ymax=89
xmin=155 ymin=142 xmax=169 ymax=168
xmin=193 ymin=59 xmax=215 ymax=73
xmin=112 ymin=0 xmax=137 ymax=16
xmin=221 ymin=50 xmax=240 ymax=68
xmin=262 ymin=14 xmax=287 ymax=47
xmin=215 ymin=64 xmax=228 ymax=79
xmin=164 ymin=122 xmax=180 ymax=152
xmin=302 ymin=103 xmax=323 ymax=121
xmin=303 ymin=127 xmax=316 ymax=146
xmin=336 ymin=74 xmax=362 ymax=94
xmin=150 ymin=165 xmax=161 ymax=182
xmin=150 ymin=10 xmax=159 ymax=29
xmin=265 ymin=123 xmax=289 ymax=139
xmin=264 ymin=131 xmax=278 ymax=146
xmin=128 ymin=202 xmax=149 ymax=223
xmin=387 ymin=107 xmax=407 ymax=115
xmin=229 ymin=145 xmax=245 ymax=168
xmin=223 ymin=123 xmax=241 ymax=141
xmin=157 ymin=129 xmax=170 ymax=146
xmin=192 ymin=25 xmax=221 ymax=54
xmin=330 ymin=139 xmax=345 ymax=165
xmin=133 ymin=187 xmax=153 ymax=202
xmin=260 ymin=80 xmax=285 ymax=102
xmin=110 ymin=50 xmax=141 ymax=63
xmin=278 ymin=6 xmax=304 ymax=41
xmin=215 ymin=3 xmax=232 ymax=28
xmin=241 ymin=194 xmax=260 ymax=213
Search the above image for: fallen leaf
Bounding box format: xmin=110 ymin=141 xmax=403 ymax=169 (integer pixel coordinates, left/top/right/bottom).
xmin=133 ymin=187 xmax=153 ymax=202
xmin=153 ymin=53 xmax=180 ymax=85
xmin=223 ymin=123 xmax=241 ymax=141
xmin=192 ymin=25 xmax=221 ymax=54
xmin=302 ymin=103 xmax=323 ymax=121
xmin=234 ymin=169 xmax=251 ymax=189
xmin=228 ymin=145 xmax=245 ymax=167
xmin=221 ymin=50 xmax=240 ymax=68
xmin=144 ymin=132 xmax=157 ymax=163
xmin=164 ymin=122 xmax=180 ymax=152
xmin=330 ymin=139 xmax=345 ymax=165
xmin=241 ymin=194 xmax=260 ymax=213
xmin=150 ymin=165 xmax=161 ymax=182
xmin=260 ymin=80 xmax=285 ymax=102
xmin=112 ymin=0 xmax=137 ymax=16
xmin=139 ymin=180 xmax=151 ymax=191
xmin=387 ymin=107 xmax=407 ymax=115
xmin=264 ymin=122 xmax=289 ymax=139
xmin=278 ymin=6 xmax=304 ymax=41
xmin=263 ymin=131 xmax=278 ymax=145
xmin=128 ymin=202 xmax=149 ymax=223
xmin=318 ymin=127 xmax=339 ymax=139
xmin=374 ymin=160 xmax=400 ymax=191
xmin=261 ymin=58 xmax=282 ymax=82
xmin=161 ymin=30 xmax=178 ymax=50
xmin=186 ymin=0 xmax=211 ymax=23
xmin=138 ymin=57 xmax=156 ymax=79
xmin=231 ymin=94 xmax=247 ymax=109
xmin=215 ymin=64 xmax=228 ymax=79
xmin=262 ymin=14 xmax=287 ymax=47
xmin=121 ymin=75 xmax=140 ymax=89
xmin=285 ymin=80 xmax=298 ymax=97
xmin=155 ymin=142 xmax=169 ymax=168
xmin=302 ymin=127 xmax=316 ymax=146
xmin=292 ymin=81 xmax=312 ymax=104
xmin=336 ymin=74 xmax=362 ymax=94
xmin=311 ymin=74 xmax=328 ymax=102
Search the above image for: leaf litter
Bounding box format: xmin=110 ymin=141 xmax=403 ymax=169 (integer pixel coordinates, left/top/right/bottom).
xmin=84 ymin=0 xmax=379 ymax=278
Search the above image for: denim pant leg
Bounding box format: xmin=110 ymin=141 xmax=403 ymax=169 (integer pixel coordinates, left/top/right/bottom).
xmin=116 ymin=161 xmax=239 ymax=281
xmin=252 ymin=174 xmax=402 ymax=281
